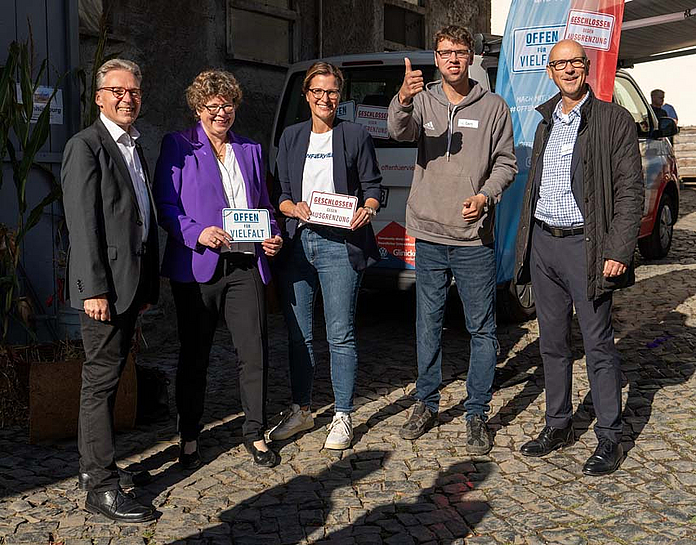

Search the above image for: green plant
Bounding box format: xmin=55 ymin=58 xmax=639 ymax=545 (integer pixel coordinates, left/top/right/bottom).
xmin=0 ymin=37 xmax=63 ymax=343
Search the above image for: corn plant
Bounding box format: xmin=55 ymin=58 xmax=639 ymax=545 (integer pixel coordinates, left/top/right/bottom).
xmin=0 ymin=38 xmax=62 ymax=342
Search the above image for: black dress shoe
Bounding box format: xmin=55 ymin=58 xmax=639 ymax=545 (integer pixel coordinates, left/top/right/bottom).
xmin=78 ymin=468 xmax=152 ymax=491
xmin=179 ymin=440 xmax=202 ymax=470
xmin=244 ymin=441 xmax=278 ymax=467
xmin=520 ymin=424 xmax=574 ymax=457
xmin=583 ymin=438 xmax=624 ymax=476
xmin=85 ymin=488 xmax=156 ymax=523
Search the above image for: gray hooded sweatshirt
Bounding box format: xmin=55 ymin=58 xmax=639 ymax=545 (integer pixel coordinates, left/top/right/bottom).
xmin=388 ymin=79 xmax=517 ymax=246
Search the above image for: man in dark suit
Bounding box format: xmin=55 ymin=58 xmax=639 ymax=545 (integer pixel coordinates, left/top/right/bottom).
xmin=62 ymin=59 xmax=159 ymax=522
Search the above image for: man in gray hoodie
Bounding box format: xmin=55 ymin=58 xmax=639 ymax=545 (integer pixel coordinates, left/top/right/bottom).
xmin=388 ymin=25 xmax=517 ymax=454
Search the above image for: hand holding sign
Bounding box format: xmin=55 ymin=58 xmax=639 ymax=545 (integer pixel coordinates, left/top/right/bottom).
xmin=199 ymin=226 xmax=232 ymax=249
xmin=293 ymin=201 xmax=312 ymax=222
xmin=398 ymin=57 xmax=424 ymax=105
xmin=262 ymin=235 xmax=283 ymax=257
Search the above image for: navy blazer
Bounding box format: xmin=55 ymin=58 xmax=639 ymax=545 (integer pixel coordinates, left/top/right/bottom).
xmin=276 ymin=118 xmax=383 ymax=271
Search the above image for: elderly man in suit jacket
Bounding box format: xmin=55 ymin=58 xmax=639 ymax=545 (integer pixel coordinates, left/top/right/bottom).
xmin=61 ymin=59 xmax=159 ymax=522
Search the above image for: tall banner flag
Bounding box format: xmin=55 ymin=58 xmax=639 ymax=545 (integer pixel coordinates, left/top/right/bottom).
xmin=494 ymin=0 xmax=624 ymax=284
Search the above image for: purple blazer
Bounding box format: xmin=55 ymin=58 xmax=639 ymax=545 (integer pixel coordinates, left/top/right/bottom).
xmin=153 ymin=122 xmax=280 ymax=284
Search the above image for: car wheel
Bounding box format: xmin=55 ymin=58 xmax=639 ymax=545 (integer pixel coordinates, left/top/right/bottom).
xmin=638 ymin=193 xmax=675 ymax=260
xmin=497 ymin=279 xmax=535 ymax=323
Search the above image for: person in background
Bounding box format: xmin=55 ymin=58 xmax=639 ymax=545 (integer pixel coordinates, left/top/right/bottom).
xmin=268 ymin=61 xmax=382 ymax=451
xmin=650 ymin=89 xmax=678 ymax=124
xmin=387 ymin=25 xmax=517 ymax=454
xmin=154 ymin=70 xmax=283 ymax=469
xmin=514 ymin=40 xmax=643 ymax=476
xmin=62 ymin=58 xmax=158 ymax=522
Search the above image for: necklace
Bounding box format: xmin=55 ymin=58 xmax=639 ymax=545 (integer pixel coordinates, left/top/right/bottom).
xmin=210 ymin=138 xmax=228 ymax=161
xmin=213 ymin=144 xmax=226 ymax=160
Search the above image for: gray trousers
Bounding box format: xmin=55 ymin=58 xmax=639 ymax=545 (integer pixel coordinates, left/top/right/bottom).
xmin=530 ymin=224 xmax=622 ymax=442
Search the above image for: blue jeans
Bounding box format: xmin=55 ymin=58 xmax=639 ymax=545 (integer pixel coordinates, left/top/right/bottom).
xmin=415 ymin=239 xmax=498 ymax=418
xmin=281 ymin=226 xmax=362 ymax=413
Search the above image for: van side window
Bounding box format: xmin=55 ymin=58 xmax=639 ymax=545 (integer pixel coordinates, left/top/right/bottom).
xmin=613 ymin=76 xmax=654 ymax=137
xmin=274 ymin=65 xmax=438 ymax=148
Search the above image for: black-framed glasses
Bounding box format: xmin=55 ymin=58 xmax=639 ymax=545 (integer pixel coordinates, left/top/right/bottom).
xmin=435 ymin=49 xmax=471 ymax=59
xmin=98 ymin=87 xmax=142 ymax=100
xmin=201 ymin=103 xmax=235 ymax=114
xmin=308 ymin=88 xmax=341 ymax=100
xmin=548 ymin=57 xmax=587 ymax=71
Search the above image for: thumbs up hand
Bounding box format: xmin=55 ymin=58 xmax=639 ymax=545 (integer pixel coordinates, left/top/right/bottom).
xmin=398 ymin=57 xmax=424 ymax=105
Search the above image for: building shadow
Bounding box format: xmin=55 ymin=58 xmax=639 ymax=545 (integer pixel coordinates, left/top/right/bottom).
xmin=477 ymin=268 xmax=696 ymax=459
xmin=163 ymin=454 xmax=493 ymax=545
xmin=163 ymin=450 xmax=390 ymax=544
xmin=571 ymin=268 xmax=696 ymax=453
xmin=317 ymin=460 xmax=493 ymax=545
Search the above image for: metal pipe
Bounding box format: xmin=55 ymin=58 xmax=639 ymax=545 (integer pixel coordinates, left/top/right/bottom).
xmin=319 ymin=0 xmax=323 ymax=58
xmin=622 ymin=8 xmax=694 ymax=30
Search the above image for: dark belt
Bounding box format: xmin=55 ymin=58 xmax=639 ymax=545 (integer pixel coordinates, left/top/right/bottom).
xmin=534 ymin=218 xmax=584 ymax=238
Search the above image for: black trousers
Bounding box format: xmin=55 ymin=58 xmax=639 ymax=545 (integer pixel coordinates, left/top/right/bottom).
xmin=171 ymin=254 xmax=268 ymax=443
xmin=77 ymin=276 xmax=148 ymax=492
xmin=530 ymin=225 xmax=622 ymax=443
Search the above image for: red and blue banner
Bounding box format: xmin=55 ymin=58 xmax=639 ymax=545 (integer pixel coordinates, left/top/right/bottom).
xmin=494 ymin=0 xmax=624 ymax=284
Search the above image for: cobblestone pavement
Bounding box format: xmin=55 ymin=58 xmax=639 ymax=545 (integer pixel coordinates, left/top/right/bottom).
xmin=2 ymin=188 xmax=696 ymax=545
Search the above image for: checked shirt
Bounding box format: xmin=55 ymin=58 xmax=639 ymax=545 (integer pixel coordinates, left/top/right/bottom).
xmin=534 ymin=92 xmax=589 ymax=228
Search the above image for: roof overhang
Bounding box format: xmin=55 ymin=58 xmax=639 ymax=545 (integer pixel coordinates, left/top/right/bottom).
xmin=619 ymin=0 xmax=696 ymax=66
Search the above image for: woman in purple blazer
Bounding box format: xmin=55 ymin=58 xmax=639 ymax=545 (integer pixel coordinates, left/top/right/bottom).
xmin=154 ymin=70 xmax=282 ymax=468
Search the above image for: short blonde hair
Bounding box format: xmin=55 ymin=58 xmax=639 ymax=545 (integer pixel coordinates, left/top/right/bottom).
xmin=302 ymin=62 xmax=344 ymax=94
xmin=95 ymin=59 xmax=142 ymax=89
xmin=186 ymin=70 xmax=243 ymax=115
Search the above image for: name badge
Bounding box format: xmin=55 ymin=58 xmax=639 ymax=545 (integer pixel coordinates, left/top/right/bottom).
xmin=458 ymin=118 xmax=479 ymax=129
xmin=222 ymin=208 xmax=271 ymax=242
xmin=560 ymin=143 xmax=574 ymax=157
xmin=308 ymin=191 xmax=358 ymax=229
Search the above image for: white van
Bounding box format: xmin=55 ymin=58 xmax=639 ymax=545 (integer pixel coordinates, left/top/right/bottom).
xmin=267 ymin=52 xmax=525 ymax=305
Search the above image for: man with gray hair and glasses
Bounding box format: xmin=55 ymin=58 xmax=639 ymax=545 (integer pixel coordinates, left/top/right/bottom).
xmin=62 ymin=59 xmax=159 ymax=521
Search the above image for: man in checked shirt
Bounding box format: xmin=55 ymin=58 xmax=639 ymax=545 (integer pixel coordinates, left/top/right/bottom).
xmin=514 ymin=40 xmax=643 ymax=476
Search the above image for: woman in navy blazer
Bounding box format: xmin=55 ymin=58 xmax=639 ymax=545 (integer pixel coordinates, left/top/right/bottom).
xmin=154 ymin=70 xmax=282 ymax=468
xmin=267 ymin=62 xmax=382 ymax=450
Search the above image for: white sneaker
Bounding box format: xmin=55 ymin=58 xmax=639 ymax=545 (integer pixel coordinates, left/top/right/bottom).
xmin=266 ymin=404 xmax=314 ymax=441
xmin=324 ymin=412 xmax=353 ymax=450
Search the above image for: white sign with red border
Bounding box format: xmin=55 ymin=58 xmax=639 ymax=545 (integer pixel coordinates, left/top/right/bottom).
xmin=564 ymin=9 xmax=615 ymax=51
xmin=355 ymin=104 xmax=389 ymax=139
xmin=308 ymin=191 xmax=358 ymax=229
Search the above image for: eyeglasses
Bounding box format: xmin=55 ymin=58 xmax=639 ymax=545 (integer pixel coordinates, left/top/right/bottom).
xmin=435 ymin=49 xmax=471 ymax=59
xmin=201 ymin=103 xmax=235 ymax=115
xmin=548 ymin=57 xmax=587 ymax=71
xmin=307 ymin=88 xmax=341 ymax=100
xmin=98 ymin=87 xmax=142 ymax=100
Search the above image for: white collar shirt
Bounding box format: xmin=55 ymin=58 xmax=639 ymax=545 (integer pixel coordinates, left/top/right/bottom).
xmin=100 ymin=112 xmax=151 ymax=242
xmin=217 ymin=143 xmax=255 ymax=254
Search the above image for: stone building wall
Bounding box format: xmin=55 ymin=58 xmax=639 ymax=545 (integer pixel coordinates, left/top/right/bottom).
xmin=80 ymin=0 xmax=490 ymax=166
